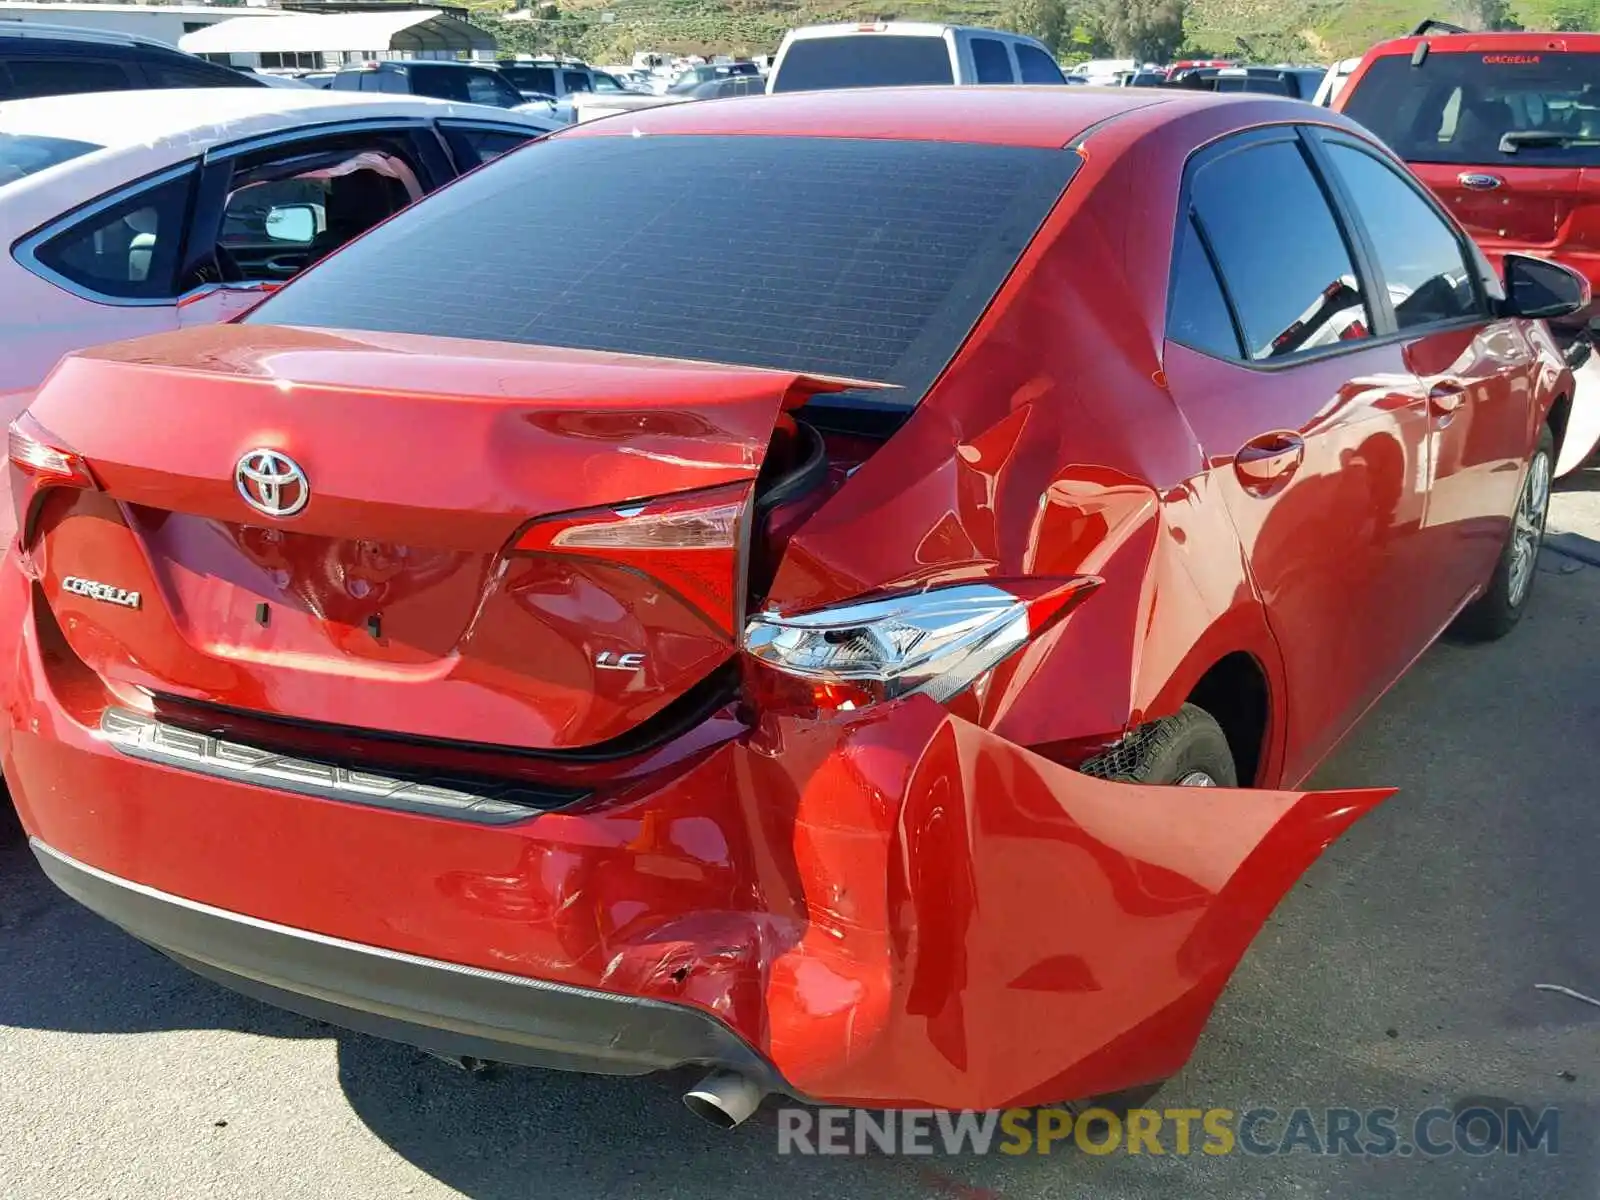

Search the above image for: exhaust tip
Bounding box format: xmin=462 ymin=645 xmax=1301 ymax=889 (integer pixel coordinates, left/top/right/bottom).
xmin=683 ymin=1070 xmax=765 ymax=1129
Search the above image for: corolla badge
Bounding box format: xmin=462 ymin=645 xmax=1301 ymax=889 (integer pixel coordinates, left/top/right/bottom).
xmin=236 ymin=449 xmax=310 ymax=518
xmin=62 ymin=576 xmax=141 ymax=609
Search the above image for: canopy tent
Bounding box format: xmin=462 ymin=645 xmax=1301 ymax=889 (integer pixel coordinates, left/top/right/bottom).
xmin=179 ymin=9 xmax=494 ymax=57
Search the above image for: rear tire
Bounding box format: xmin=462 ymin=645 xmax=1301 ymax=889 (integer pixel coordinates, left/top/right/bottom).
xmin=1454 ymin=424 xmax=1554 ymax=642
xmin=1060 ymin=707 xmax=1232 ymax=1120
xmin=1081 ymin=703 xmax=1238 ymax=788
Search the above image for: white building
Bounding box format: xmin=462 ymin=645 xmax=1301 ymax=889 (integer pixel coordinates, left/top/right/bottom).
xmin=180 ymin=8 xmax=495 ymax=69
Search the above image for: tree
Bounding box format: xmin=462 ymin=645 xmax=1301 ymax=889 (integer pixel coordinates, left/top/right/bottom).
xmin=1000 ymin=0 xmax=1069 ymax=52
xmin=1452 ymin=0 xmax=1513 ymax=28
xmin=1094 ymin=0 xmax=1185 ymax=62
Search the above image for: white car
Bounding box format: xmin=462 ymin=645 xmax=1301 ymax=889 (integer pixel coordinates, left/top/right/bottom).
xmin=765 ymin=22 xmax=1068 ymax=92
xmin=0 ymin=88 xmax=559 ymax=411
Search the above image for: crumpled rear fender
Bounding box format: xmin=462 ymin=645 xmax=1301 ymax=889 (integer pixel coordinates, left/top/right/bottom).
xmin=739 ymin=696 xmax=1391 ymax=1109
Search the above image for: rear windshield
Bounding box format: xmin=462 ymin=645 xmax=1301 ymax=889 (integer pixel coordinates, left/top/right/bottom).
xmin=0 ymin=132 xmax=101 ymax=187
xmin=771 ymin=36 xmax=955 ymax=92
xmin=244 ymin=135 xmax=1076 ymax=407
xmin=1344 ymin=51 xmax=1600 ymax=165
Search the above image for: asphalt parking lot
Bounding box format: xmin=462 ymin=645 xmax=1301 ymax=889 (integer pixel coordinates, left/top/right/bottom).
xmin=2 ymin=472 xmax=1598 ymax=1200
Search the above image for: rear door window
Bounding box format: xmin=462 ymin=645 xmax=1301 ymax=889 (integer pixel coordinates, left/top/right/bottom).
xmin=1016 ymin=44 xmax=1066 ymax=84
xmin=1168 ymin=216 xmax=1242 ymax=358
xmin=1343 ymin=52 xmax=1600 ymax=166
xmin=442 ymin=124 xmax=538 ymax=167
xmin=245 ymin=135 xmax=1077 ymax=405
xmin=771 ymin=36 xmax=955 ymax=91
xmin=500 ymin=65 xmax=556 ymax=94
xmin=30 ymin=171 xmax=195 ymax=300
xmin=1188 ymin=137 xmax=1371 ymax=359
xmin=971 ymin=38 xmax=1015 ymax=83
xmin=409 ymin=65 xmax=467 ymax=101
xmin=1323 ymin=141 xmax=1482 ymax=329
xmin=562 ymin=70 xmax=592 ymax=94
xmin=4 ymin=57 xmax=136 ymax=99
xmin=142 ymin=59 xmax=255 ymax=89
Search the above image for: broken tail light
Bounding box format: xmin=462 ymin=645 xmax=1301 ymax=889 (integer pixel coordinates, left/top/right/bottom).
xmin=741 ymin=579 xmax=1099 ymax=713
xmin=510 ymin=482 xmax=752 ymax=635
xmin=8 ymin=412 xmax=97 ymax=549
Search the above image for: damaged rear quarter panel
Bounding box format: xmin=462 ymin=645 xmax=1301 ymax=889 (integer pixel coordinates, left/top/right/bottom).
xmin=746 ymin=697 xmax=1391 ymax=1109
xmin=768 ymin=139 xmax=1282 ymax=761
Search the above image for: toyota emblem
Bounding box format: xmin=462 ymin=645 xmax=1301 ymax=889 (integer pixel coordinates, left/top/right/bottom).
xmin=236 ymin=449 xmax=309 ymax=518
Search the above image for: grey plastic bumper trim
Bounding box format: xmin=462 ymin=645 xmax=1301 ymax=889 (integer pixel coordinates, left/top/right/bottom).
xmin=30 ymin=839 xmax=777 ymax=1081
xmin=98 ymin=707 xmax=552 ymax=825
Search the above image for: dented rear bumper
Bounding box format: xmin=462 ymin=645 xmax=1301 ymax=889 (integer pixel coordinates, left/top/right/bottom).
xmin=9 ymin=618 xmax=1389 ymax=1109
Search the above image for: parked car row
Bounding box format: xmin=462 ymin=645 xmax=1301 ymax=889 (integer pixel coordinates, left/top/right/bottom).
xmin=1 ymin=53 xmax=1588 ymax=1137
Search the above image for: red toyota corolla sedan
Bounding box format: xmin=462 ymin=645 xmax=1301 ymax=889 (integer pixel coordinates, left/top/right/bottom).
xmin=3 ymin=87 xmax=1583 ymax=1123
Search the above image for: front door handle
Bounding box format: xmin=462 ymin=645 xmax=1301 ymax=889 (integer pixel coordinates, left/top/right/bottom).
xmin=1429 ymin=382 xmax=1467 ymax=415
xmin=1234 ymin=431 xmax=1305 ymax=492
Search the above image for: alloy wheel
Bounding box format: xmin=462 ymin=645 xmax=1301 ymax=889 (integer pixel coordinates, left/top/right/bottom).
xmin=1508 ymin=449 xmax=1552 ymax=609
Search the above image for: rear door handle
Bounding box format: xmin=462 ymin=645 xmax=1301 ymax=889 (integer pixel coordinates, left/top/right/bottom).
xmin=1429 ymin=382 xmax=1467 ymax=415
xmin=1234 ymin=432 xmax=1305 ymax=492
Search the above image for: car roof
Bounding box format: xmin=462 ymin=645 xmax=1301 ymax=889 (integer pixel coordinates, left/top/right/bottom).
xmin=565 ymin=85 xmax=1279 ymax=149
xmin=1360 ymin=30 xmax=1600 ymax=57
xmin=783 ymin=21 xmax=1011 ymax=39
xmin=0 ymin=86 xmax=511 ymax=148
xmin=0 ymin=21 xmax=171 ymax=49
xmin=346 ymin=59 xmax=491 ymax=70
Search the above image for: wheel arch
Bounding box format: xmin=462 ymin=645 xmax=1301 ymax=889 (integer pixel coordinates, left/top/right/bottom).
xmin=1134 ymin=602 xmax=1289 ymax=787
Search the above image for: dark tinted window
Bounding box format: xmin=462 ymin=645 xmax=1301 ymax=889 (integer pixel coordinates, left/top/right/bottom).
xmin=972 ymin=38 xmax=1014 ymax=83
xmin=1215 ymin=72 xmax=1291 ymax=96
xmin=465 ymin=70 xmax=519 ymax=107
xmin=1343 ymin=52 xmax=1600 ymax=166
xmin=4 ymin=57 xmax=134 ymax=99
xmin=1191 ymin=139 xmax=1370 ymax=359
xmin=330 ymin=71 xmax=361 ymax=91
xmin=143 ymin=59 xmax=256 ymax=89
xmin=1168 ymin=217 xmax=1240 ymax=358
xmin=1016 ymin=44 xmax=1065 ymax=84
xmin=247 ymin=136 xmax=1075 ymax=403
xmin=500 ymin=64 xmax=557 ymax=93
xmin=0 ymin=132 xmax=101 ymax=187
xmin=409 ymin=65 xmax=466 ymax=101
xmin=562 ymin=69 xmax=591 ymax=93
xmin=33 ymin=171 xmax=193 ymax=299
xmin=446 ymin=125 xmax=536 ymax=167
xmin=771 ymin=36 xmax=955 ymax=92
xmin=1325 ymin=143 xmax=1480 ymax=328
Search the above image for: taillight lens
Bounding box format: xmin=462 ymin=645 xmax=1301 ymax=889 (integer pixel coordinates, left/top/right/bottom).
xmin=741 ymin=579 xmax=1098 ymax=712
xmin=517 ymin=487 xmax=746 ymax=553
xmin=510 ymin=482 xmax=751 ymax=635
xmin=8 ymin=413 xmax=97 ymax=546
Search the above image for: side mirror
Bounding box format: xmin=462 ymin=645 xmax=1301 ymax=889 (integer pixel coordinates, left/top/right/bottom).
xmin=1501 ymin=253 xmax=1590 ymax=320
xmin=264 ymin=204 xmax=320 ymax=245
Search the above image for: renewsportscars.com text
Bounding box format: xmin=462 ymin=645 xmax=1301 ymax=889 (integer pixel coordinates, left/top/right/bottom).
xmin=776 ymin=1106 xmax=1560 ymax=1158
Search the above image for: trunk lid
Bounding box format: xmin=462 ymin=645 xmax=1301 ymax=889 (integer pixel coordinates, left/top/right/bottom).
xmin=27 ymin=324 xmax=867 ymax=752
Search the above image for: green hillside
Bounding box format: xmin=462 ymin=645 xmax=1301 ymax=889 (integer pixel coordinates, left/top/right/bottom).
xmin=482 ymin=0 xmax=1600 ymax=67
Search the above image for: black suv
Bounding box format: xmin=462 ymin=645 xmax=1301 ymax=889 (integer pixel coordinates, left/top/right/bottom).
xmin=330 ymin=61 xmax=526 ymax=109
xmin=0 ymin=23 xmax=262 ymax=100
